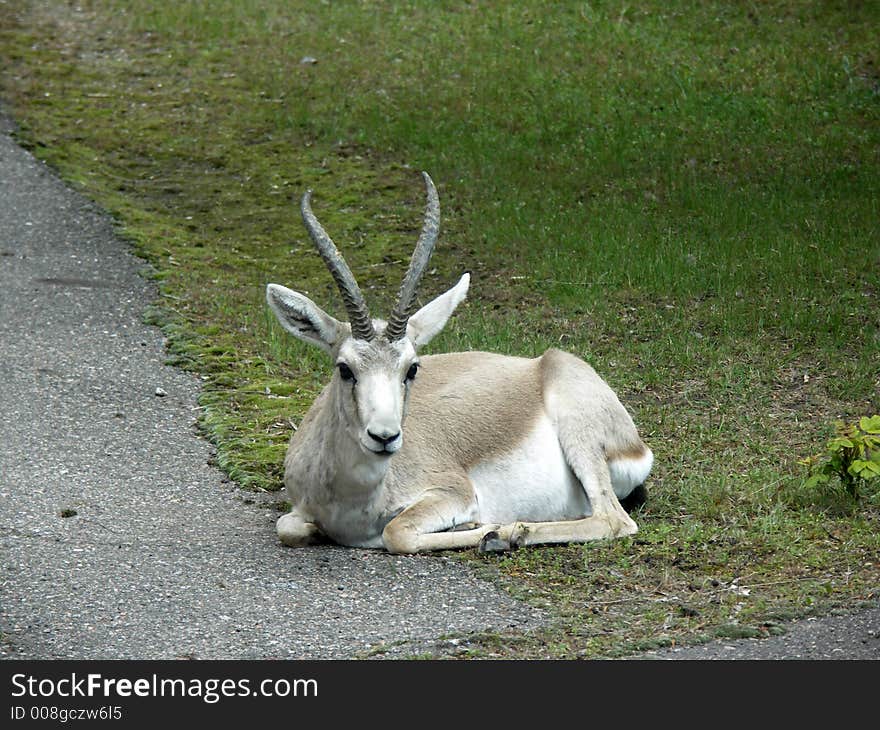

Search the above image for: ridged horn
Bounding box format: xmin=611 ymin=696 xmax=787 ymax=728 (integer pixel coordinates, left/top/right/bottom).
xmin=384 ymin=171 xmax=440 ymax=341
xmin=301 ymin=190 xmax=376 ymax=342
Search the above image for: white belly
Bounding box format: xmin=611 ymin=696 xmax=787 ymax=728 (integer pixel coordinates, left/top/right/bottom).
xmin=468 ymin=414 xmax=589 ymax=524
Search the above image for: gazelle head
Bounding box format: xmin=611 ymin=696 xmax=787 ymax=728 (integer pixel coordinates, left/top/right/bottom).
xmin=267 ymin=172 xmax=469 ymax=458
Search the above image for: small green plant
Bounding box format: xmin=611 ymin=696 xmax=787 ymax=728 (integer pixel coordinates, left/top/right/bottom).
xmin=800 ymin=416 xmax=880 ymax=500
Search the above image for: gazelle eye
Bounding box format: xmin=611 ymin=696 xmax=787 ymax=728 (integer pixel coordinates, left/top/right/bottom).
xmin=337 ymin=363 xmax=356 ymax=382
xmin=405 ymin=363 xmax=419 ymax=382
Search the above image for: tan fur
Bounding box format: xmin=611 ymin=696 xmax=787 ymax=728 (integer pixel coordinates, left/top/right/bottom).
xmin=399 ymin=351 xmax=543 ymax=469
xmin=606 ymin=442 xmax=650 ymax=462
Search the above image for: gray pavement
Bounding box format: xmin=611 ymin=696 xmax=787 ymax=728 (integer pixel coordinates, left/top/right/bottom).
xmin=1 ymin=112 xmax=877 ymax=661
xmin=0 ymin=114 xmax=543 ymax=659
xmin=633 ymin=605 xmax=880 ymax=660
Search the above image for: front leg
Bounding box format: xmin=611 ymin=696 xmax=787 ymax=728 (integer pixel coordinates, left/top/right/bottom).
xmin=381 ymin=477 xmax=490 ymax=554
xmin=277 ymin=508 xmax=324 ymax=547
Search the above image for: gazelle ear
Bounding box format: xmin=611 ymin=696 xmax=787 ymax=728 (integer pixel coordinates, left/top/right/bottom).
xmin=266 ymin=284 xmax=347 ymax=354
xmin=406 ymin=273 xmax=470 ymax=348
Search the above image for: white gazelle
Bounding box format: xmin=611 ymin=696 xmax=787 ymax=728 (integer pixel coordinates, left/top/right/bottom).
xmin=266 ymin=172 xmax=653 ymax=554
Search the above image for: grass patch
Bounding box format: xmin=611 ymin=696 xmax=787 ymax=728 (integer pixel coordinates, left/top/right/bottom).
xmin=1 ymin=0 xmax=878 ymax=657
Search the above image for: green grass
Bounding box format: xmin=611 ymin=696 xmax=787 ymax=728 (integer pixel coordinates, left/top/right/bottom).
xmin=1 ymin=0 xmax=878 ymax=658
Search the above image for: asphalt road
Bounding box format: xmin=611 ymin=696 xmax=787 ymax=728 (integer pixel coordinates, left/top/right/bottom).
xmin=0 ymin=113 xmax=876 ymax=661
xmin=633 ymin=606 xmax=880 ymax=660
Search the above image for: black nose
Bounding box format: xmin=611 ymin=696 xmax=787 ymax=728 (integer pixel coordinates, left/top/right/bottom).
xmin=368 ymin=430 xmax=400 ymax=447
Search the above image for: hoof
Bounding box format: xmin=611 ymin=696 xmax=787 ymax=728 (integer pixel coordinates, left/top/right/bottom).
xmin=610 ymin=514 xmax=639 ymax=538
xmin=276 ymin=513 xmax=321 ymax=547
xmin=478 ymin=530 xmax=511 ymax=553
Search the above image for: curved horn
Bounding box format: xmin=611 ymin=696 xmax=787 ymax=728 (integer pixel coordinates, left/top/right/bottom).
xmin=385 ymin=171 xmax=440 ymax=341
xmin=301 ymin=190 xmax=375 ymax=341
